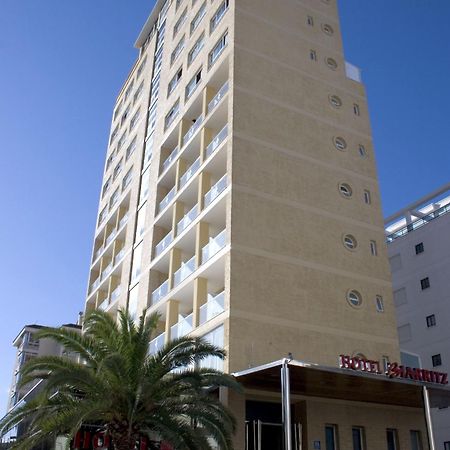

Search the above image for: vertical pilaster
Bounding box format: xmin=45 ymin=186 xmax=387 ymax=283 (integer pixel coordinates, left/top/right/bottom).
xmin=165 ymin=299 xmax=180 ymax=343
xmin=168 ymin=248 xmax=182 ymax=290
xmin=193 ymin=277 xmax=208 ymax=328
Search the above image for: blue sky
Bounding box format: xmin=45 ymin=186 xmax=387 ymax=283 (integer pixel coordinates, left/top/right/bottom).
xmin=0 ymin=1 xmax=449 ymax=411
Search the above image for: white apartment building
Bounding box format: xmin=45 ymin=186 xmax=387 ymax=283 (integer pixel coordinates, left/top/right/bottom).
xmin=386 ymin=182 xmax=450 ymax=450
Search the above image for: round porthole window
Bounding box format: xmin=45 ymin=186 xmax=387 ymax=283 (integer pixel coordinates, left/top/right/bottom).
xmin=333 ymin=136 xmax=347 ymax=151
xmin=343 ymin=234 xmax=357 ymax=250
xmin=338 ymin=183 xmax=353 ymax=198
xmin=322 ymin=23 xmax=334 ymax=35
xmin=347 ymin=290 xmax=362 ymax=307
xmin=329 ymin=94 xmax=342 ymax=108
xmin=358 ymin=144 xmax=368 ymax=158
xmin=325 ymin=57 xmax=338 ymax=70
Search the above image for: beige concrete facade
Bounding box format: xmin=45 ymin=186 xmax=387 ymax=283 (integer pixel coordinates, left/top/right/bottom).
xmin=84 ymin=0 xmax=429 ymax=448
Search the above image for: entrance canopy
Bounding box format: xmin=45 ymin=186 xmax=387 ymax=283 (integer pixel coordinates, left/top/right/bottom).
xmin=233 ymin=359 xmax=450 ymax=409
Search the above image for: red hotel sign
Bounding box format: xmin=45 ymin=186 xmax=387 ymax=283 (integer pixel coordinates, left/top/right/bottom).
xmin=339 ymin=355 xmax=448 ymax=385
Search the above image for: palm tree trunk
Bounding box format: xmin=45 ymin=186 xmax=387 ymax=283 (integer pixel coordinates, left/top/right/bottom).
xmin=111 ymin=431 xmax=136 ymax=450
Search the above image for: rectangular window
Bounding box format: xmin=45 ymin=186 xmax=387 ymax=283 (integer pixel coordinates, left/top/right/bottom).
xmin=307 ymin=15 xmax=314 ymax=26
xmin=144 ymin=135 xmax=153 ymax=165
xmin=410 ymin=430 xmax=422 ymax=450
xmin=376 ymin=295 xmax=384 ymax=313
xmin=139 ymin=168 xmax=150 ymax=204
xmin=432 ymin=354 xmax=442 ymax=367
xmin=173 ymin=8 xmax=187 ymax=38
xmin=444 ymin=442 xmax=450 ymax=450
xmin=131 ymin=243 xmax=143 ymax=282
xmin=415 ymin=242 xmax=424 ymax=254
xmin=382 ymin=355 xmax=390 ymax=372
xmin=117 ymin=131 xmax=127 ymax=150
xmin=420 ymin=277 xmax=430 ymax=290
xmin=136 ymin=56 xmax=147 ymax=79
xmin=98 ymin=206 xmax=108 ymax=226
xmin=120 ymin=104 xmax=130 ymax=126
xmin=133 ymin=81 xmax=144 ymax=105
xmin=168 ymin=67 xmax=183 ymax=96
xmin=370 ymin=240 xmax=378 ymax=256
xmin=352 ymin=427 xmax=365 ymax=450
xmin=102 ymin=177 xmax=111 ymax=198
xmin=325 ymin=424 xmax=338 ymax=450
xmin=113 ymin=160 xmax=123 ymax=180
xmin=386 ymin=429 xmax=398 ymax=450
xmin=426 ymin=314 xmax=436 ymax=327
xmin=209 ymin=31 xmax=228 ymax=68
xmin=122 ymin=167 xmax=133 ymax=191
xmin=200 ymin=325 xmax=224 ymax=370
xmin=171 ymin=35 xmax=185 ymax=65
xmin=124 ymin=80 xmax=134 ymax=101
xmin=176 ymin=0 xmax=184 ymax=11
xmin=126 ymin=136 xmax=137 ymax=161
xmin=113 ymin=101 xmax=123 ymax=121
xmin=310 ymin=49 xmax=317 ymax=61
xmin=135 ymin=203 xmax=147 ymax=240
xmin=165 ymin=99 xmax=180 ymax=129
xmin=110 ymin=124 xmax=119 ymax=145
xmin=353 ymin=103 xmax=360 ymax=116
xmin=188 ymin=32 xmax=205 ymax=66
xmin=190 ymin=2 xmax=206 ymax=34
xmin=210 ymin=0 xmax=229 ymax=33
xmin=109 ymin=188 xmax=120 ymax=209
xmin=363 ymin=190 xmax=371 ymax=204
xmin=129 ymin=108 xmax=141 ymax=131
xmin=185 ymin=68 xmax=202 ymax=100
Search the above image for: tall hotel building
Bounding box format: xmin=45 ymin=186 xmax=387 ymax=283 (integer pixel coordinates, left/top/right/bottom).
xmin=84 ymin=0 xmax=439 ymax=448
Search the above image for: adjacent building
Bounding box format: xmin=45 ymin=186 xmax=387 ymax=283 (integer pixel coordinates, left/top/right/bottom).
xmin=386 ymin=183 xmax=450 ymax=450
xmin=83 ymin=0 xmax=441 ymax=448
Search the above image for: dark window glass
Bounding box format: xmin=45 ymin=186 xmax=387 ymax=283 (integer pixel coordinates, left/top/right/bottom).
xmin=386 ymin=429 xmax=397 ymax=450
xmin=410 ymin=430 xmax=422 ymax=450
xmin=432 ymin=354 xmax=442 ymax=367
xmin=420 ymin=277 xmax=430 ymax=290
xmin=415 ymin=242 xmax=424 ymax=254
xmin=352 ymin=427 xmax=363 ymax=450
xmin=426 ymin=315 xmax=436 ymax=327
xmin=325 ymin=425 xmax=337 ymax=450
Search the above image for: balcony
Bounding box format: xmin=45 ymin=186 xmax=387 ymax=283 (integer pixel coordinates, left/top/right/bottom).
xmin=151 ymin=279 xmax=169 ymax=305
xmin=205 ymin=125 xmax=228 ymax=159
xmin=183 ymin=114 xmax=203 ymax=145
xmin=202 ymin=229 xmax=226 ymax=264
xmin=149 ymin=332 xmax=166 ymax=355
xmin=90 ymin=276 xmax=101 ymax=293
xmin=173 ymin=256 xmax=196 ymax=287
xmin=207 ymin=81 xmax=229 ymax=115
xmin=170 ymin=313 xmax=193 ymax=339
xmin=155 ymin=232 xmax=174 ymax=257
xmin=105 ymin=229 xmax=117 ymax=247
xmin=114 ymin=248 xmax=126 ymax=264
xmin=199 ymin=291 xmax=225 ymax=325
xmin=101 ymin=262 xmax=113 ymax=280
xmin=162 ymin=146 xmax=179 ymax=173
xmin=204 ymin=174 xmax=227 ymax=208
xmin=158 ymin=186 xmax=177 ymax=213
xmin=179 ymin=157 xmax=201 ymax=189
xmin=177 ymin=204 xmax=199 ymax=235
xmin=94 ymin=246 xmax=104 ymax=261
xmin=98 ymin=297 xmax=110 ymax=311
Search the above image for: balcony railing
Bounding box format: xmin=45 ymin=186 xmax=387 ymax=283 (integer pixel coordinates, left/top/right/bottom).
xmin=101 ymin=262 xmax=113 ymax=280
xmin=177 ymin=204 xmax=199 ymax=235
xmin=179 ymin=157 xmax=201 ymax=189
xmin=110 ymin=286 xmax=121 ymax=303
xmin=149 ymin=332 xmax=166 ymax=355
xmin=206 ymin=125 xmax=228 ymax=159
xmin=114 ymin=248 xmax=126 ymax=264
xmin=170 ymin=313 xmax=193 ymax=340
xmin=151 ymin=279 xmax=169 ymax=305
xmin=94 ymin=246 xmax=103 ymax=261
xmin=158 ymin=186 xmax=176 ymax=213
xmin=199 ymin=291 xmax=225 ymax=325
xmin=155 ymin=232 xmax=174 ymax=257
xmin=202 ymin=229 xmax=226 ymax=264
xmin=183 ymin=114 xmax=203 ymax=145
xmin=207 ymin=81 xmax=229 ymax=114
xmin=98 ymin=297 xmax=109 ymax=311
xmin=173 ymin=255 xmax=196 ymax=287
xmin=119 ymin=213 xmax=129 ymax=229
xmin=105 ymin=229 xmax=117 ymax=246
xmin=162 ymin=146 xmax=179 ymax=172
xmin=90 ymin=276 xmax=101 ymax=293
xmin=204 ymin=174 xmax=227 ymax=208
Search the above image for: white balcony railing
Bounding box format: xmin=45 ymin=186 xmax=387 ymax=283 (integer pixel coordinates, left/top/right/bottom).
xmin=149 ymin=332 xmax=166 ymax=355
xmin=90 ymin=276 xmax=101 ymax=293
xmin=202 ymin=229 xmax=226 ymax=264
xmin=114 ymin=248 xmax=126 ymax=264
xmin=199 ymin=291 xmax=225 ymax=325
xmin=177 ymin=204 xmax=199 ymax=235
xmin=170 ymin=313 xmax=193 ymax=340
xmin=101 ymin=262 xmax=113 ymax=280
xmin=173 ymin=255 xmax=196 ymax=287
xmin=119 ymin=213 xmax=129 ymax=229
xmin=162 ymin=146 xmax=179 ymax=172
xmin=204 ymin=174 xmax=227 ymax=208
xmin=207 ymin=81 xmax=229 ymax=114
xmin=183 ymin=114 xmax=203 ymax=145
xmin=158 ymin=186 xmax=176 ymax=213
xmin=206 ymin=125 xmax=228 ymax=159
xmin=110 ymin=286 xmax=121 ymax=303
xmin=98 ymin=298 xmax=109 ymax=311
xmin=179 ymin=157 xmax=201 ymax=188
xmin=94 ymin=246 xmax=103 ymax=261
xmin=151 ymin=280 xmax=169 ymax=305
xmin=105 ymin=229 xmax=117 ymax=246
xmin=155 ymin=232 xmax=174 ymax=257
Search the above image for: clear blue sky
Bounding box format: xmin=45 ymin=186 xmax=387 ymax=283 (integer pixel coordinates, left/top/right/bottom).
xmin=1 ymin=1 xmax=449 ymax=411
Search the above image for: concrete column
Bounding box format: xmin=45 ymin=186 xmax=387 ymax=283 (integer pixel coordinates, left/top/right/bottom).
xmin=165 ymin=299 xmax=180 ymax=343
xmin=175 ymin=158 xmax=187 ymax=190
xmin=202 ymin=86 xmax=216 ymax=117
xmin=193 ymin=277 xmax=208 ymax=328
xmin=168 ymin=248 xmax=182 ymax=290
xmin=172 ymin=202 xmax=185 ymax=237
xmin=197 ymin=172 xmax=211 ymax=211
xmin=195 ymin=222 xmax=210 ymax=268
xmin=200 ymin=127 xmax=214 ymax=162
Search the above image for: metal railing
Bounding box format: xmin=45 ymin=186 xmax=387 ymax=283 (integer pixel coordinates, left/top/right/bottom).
xmin=119 ymin=213 xmax=129 ymax=229
xmin=90 ymin=276 xmax=101 ymax=293
xmin=105 ymin=229 xmax=117 ymax=246
xmin=205 ymin=125 xmax=228 ymax=159
xmin=162 ymin=146 xmax=179 ymax=172
xmin=101 ymin=262 xmax=113 ymax=280
xmin=151 ymin=280 xmax=169 ymax=305
xmin=173 ymin=255 xmax=196 ymax=287
xmin=177 ymin=204 xmax=199 ymax=235
xmin=149 ymin=332 xmax=166 ymax=355
xmin=199 ymin=291 xmax=225 ymax=325
xmin=179 ymin=157 xmax=201 ymax=188
xmin=171 ymin=313 xmax=193 ymax=339
xmin=114 ymin=248 xmax=126 ymax=264
xmin=183 ymin=114 xmax=203 ymax=145
xmin=204 ymin=174 xmax=227 ymax=208
xmin=207 ymin=81 xmax=229 ymax=114
xmin=201 ymin=229 xmax=226 ymax=264
xmin=155 ymin=232 xmax=174 ymax=256
xmin=110 ymin=286 xmax=121 ymax=303
xmin=158 ymin=186 xmax=176 ymax=213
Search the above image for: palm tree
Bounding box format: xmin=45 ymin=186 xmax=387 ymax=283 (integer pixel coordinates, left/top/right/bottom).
xmin=0 ymin=310 xmax=240 ymax=450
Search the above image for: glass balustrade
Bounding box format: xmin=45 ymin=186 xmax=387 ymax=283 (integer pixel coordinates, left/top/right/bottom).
xmin=149 ymin=332 xmax=166 ymax=355
xmin=119 ymin=213 xmax=129 ymax=229
xmin=173 ymin=255 xmax=196 ymax=287
xmin=110 ymin=286 xmax=121 ymax=303
xmin=202 ymin=229 xmax=226 ymax=263
xmin=207 ymin=81 xmax=229 ymax=114
xmin=205 ymin=125 xmax=228 ymax=159
xmin=199 ymin=291 xmax=225 ymax=325
xmin=94 ymin=246 xmax=103 ymax=261
xmin=98 ymin=298 xmax=109 ymax=311
xmin=151 ymin=279 xmax=169 ymax=305
xmin=177 ymin=204 xmax=199 ymax=235
xmin=114 ymin=248 xmax=126 ymax=264
xmin=162 ymin=146 xmax=179 ymax=172
xmin=101 ymin=262 xmax=113 ymax=280
xmin=155 ymin=232 xmax=174 ymax=256
xmin=179 ymin=157 xmax=201 ymax=188
xmin=105 ymin=229 xmax=117 ymax=246
xmin=90 ymin=276 xmax=101 ymax=293
xmin=183 ymin=114 xmax=203 ymax=145
xmin=158 ymin=186 xmax=176 ymax=213
xmin=204 ymin=174 xmax=227 ymax=208
xmin=170 ymin=313 xmax=193 ymax=339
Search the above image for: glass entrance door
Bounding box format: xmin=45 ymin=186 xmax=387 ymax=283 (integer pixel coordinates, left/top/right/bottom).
xmin=245 ymin=420 xmax=302 ymax=450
